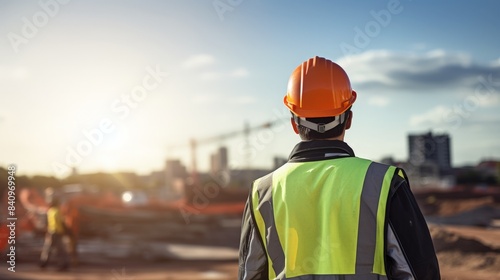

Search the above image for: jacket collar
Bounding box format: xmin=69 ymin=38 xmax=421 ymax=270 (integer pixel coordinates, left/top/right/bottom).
xmin=289 ymin=140 xmax=355 ymax=162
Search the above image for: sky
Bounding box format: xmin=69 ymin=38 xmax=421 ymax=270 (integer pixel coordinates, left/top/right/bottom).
xmin=1 ymin=0 xmax=499 ymax=177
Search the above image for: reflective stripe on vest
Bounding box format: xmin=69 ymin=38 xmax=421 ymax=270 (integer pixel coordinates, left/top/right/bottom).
xmin=251 ymin=157 xmax=396 ymax=279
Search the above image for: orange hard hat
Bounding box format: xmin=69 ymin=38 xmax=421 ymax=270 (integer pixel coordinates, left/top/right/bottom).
xmin=284 ymin=56 xmax=357 ymax=118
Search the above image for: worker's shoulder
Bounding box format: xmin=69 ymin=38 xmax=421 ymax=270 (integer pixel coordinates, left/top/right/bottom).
xmin=350 ymin=157 xmax=408 ymax=179
xmin=251 ymin=171 xmax=274 ymax=187
xmin=336 ymin=156 xmax=392 ymax=168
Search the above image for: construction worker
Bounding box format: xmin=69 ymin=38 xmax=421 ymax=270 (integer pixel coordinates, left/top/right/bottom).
xmin=40 ymin=197 xmax=69 ymax=271
xmin=238 ymin=56 xmax=440 ymax=279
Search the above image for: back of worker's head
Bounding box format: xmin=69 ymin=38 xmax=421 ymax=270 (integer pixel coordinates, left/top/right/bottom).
xmin=296 ymin=109 xmax=352 ymax=140
xmin=284 ymin=56 xmax=356 ymax=140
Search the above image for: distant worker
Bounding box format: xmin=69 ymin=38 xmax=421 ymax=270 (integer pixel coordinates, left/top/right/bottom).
xmin=238 ymin=56 xmax=440 ymax=279
xmin=61 ymin=201 xmax=80 ymax=266
xmin=40 ymin=197 xmax=69 ymax=271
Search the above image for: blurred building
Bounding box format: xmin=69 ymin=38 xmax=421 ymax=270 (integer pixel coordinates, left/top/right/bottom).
xmin=475 ymin=160 xmax=500 ymax=186
xmin=165 ymin=159 xmax=187 ymax=179
xmin=210 ymin=146 xmax=228 ymax=175
xmin=163 ymin=159 xmax=188 ymax=198
xmin=477 ymin=160 xmax=500 ymax=179
xmin=408 ymin=131 xmax=451 ymax=177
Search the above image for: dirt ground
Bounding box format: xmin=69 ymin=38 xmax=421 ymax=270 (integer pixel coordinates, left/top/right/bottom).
xmin=432 ymin=225 xmax=500 ymax=280
xmin=0 ymin=260 xmax=239 ymax=280
xmin=2 ymin=225 xmax=499 ymax=280
xmin=0 ymin=236 xmax=242 ymax=280
xmin=2 ymin=259 xmax=500 ymax=280
xmin=425 ymin=189 xmax=500 ymax=280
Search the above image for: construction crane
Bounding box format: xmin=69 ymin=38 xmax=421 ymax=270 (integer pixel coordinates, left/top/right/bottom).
xmin=167 ymin=118 xmax=287 ymax=187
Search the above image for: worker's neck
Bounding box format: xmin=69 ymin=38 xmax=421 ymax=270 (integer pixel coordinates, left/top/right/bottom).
xmin=326 ymin=131 xmax=345 ymax=141
xmin=325 ymin=136 xmax=344 ymax=141
xmin=308 ymin=135 xmax=345 ymax=142
xmin=303 ymin=130 xmax=346 ymax=142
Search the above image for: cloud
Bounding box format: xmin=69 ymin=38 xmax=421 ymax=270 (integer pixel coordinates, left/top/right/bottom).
xmin=200 ymin=67 xmax=249 ymax=81
xmin=337 ymin=49 xmax=500 ymax=92
xmin=182 ymin=54 xmax=215 ymax=69
xmin=492 ymin=58 xmax=500 ymax=67
xmin=471 ymin=93 xmax=500 ymax=107
xmin=367 ymin=95 xmax=390 ymax=107
xmin=409 ymin=105 xmax=500 ymax=129
xmin=409 ymin=106 xmax=451 ymax=127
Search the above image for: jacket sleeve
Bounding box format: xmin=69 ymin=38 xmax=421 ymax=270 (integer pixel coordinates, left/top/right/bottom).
xmin=238 ymin=196 xmax=268 ymax=280
xmin=385 ymin=169 xmax=441 ymax=280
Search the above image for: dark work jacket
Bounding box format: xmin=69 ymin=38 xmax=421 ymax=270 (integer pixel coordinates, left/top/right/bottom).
xmin=238 ymin=140 xmax=440 ymax=280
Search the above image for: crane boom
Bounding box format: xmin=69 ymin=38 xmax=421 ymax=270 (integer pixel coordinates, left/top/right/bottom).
xmin=167 ymin=118 xmax=287 ymax=186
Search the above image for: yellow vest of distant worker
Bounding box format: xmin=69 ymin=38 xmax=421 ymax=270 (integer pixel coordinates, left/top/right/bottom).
xmin=251 ymin=157 xmax=397 ymax=278
xmin=47 ymin=207 xmax=65 ymax=234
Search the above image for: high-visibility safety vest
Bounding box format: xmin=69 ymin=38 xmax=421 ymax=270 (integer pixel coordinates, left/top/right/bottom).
xmin=251 ymin=157 xmax=397 ymax=279
xmin=47 ymin=207 xmax=65 ymax=234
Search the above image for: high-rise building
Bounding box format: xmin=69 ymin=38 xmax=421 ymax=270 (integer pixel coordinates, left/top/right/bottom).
xmin=408 ymin=131 xmax=451 ymax=175
xmin=161 ymin=159 xmax=188 ymax=199
xmin=210 ymin=146 xmax=229 ymax=174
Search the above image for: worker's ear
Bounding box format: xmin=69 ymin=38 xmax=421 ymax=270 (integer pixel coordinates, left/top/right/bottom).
xmin=291 ymin=118 xmax=299 ymax=134
xmin=345 ymin=111 xmax=352 ymax=130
